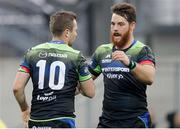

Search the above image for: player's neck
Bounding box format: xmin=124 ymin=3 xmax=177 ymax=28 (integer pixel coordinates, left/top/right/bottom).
xmin=126 ymin=36 xmax=134 ymax=49
xmin=52 ymin=36 xmax=68 ymax=45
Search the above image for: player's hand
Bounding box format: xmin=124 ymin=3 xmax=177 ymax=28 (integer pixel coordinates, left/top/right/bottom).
xmin=112 ymin=51 xmax=130 ymax=66
xmin=21 ymin=108 xmax=30 ymax=128
xmin=75 ymin=84 xmax=85 ymax=96
xmin=75 ymin=82 xmax=88 ymax=97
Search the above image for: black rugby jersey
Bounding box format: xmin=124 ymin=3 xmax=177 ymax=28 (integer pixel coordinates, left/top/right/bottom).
xmin=89 ymin=40 xmax=155 ymax=120
xmin=19 ymin=41 xmax=91 ymax=120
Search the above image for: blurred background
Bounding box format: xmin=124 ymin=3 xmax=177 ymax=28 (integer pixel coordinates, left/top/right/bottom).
xmin=1 ymin=0 xmax=180 ymax=127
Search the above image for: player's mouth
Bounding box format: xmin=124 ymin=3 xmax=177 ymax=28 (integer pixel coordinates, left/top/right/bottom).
xmin=113 ymin=33 xmax=122 ymax=40
xmin=113 ymin=33 xmax=121 ymax=37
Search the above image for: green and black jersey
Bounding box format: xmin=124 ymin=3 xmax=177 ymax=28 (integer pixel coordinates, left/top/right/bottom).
xmin=89 ymin=40 xmax=155 ymax=120
xmin=19 ymin=41 xmax=91 ymax=120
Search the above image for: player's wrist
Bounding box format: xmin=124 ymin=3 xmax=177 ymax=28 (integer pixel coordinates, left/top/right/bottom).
xmin=127 ymin=60 xmax=137 ymax=70
xmin=21 ymin=105 xmax=29 ymax=112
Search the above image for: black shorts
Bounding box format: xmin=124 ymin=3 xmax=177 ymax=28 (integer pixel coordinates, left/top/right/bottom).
xmin=97 ymin=112 xmax=152 ymax=128
xmin=28 ymin=118 xmax=75 ymax=128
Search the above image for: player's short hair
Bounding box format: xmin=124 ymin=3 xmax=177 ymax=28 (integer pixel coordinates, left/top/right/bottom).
xmin=49 ymin=10 xmax=77 ymax=36
xmin=111 ymin=3 xmax=136 ymax=23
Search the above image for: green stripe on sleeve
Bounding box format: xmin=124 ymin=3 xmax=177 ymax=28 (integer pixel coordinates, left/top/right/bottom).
xmin=18 ymin=67 xmax=28 ymax=73
xmin=93 ymin=65 xmax=102 ymax=74
xmin=79 ymin=74 xmax=92 ymax=82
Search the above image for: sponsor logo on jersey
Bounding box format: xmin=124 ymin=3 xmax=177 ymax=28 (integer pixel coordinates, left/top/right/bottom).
xmin=39 ymin=51 xmax=67 ymax=58
xmin=48 ymin=53 xmax=67 ymax=58
xmin=39 ymin=51 xmax=47 ymax=58
xmin=102 ymin=59 xmax=112 ymax=63
xmin=105 ymin=54 xmax=111 ymax=58
xmin=37 ymin=92 xmax=56 ymax=102
xmin=106 ymin=73 xmax=124 ymax=79
xmin=102 ymin=67 xmax=129 ymax=72
xmin=102 ymin=54 xmax=112 ymax=63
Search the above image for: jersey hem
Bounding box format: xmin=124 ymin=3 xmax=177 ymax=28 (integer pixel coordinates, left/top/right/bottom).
xmin=29 ymin=116 xmax=75 ymax=122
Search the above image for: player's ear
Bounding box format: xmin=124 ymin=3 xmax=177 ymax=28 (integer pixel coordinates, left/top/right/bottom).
xmin=65 ymin=29 xmax=70 ymax=38
xmin=130 ymin=21 xmax=136 ymax=31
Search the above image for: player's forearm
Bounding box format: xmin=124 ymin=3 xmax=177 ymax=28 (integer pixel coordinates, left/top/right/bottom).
xmin=79 ymin=87 xmax=95 ymax=98
xmin=13 ymin=72 xmax=30 ymax=111
xmin=131 ymin=64 xmax=155 ymax=85
xmin=75 ymin=85 xmax=93 ymax=97
xmin=79 ymin=79 xmax=95 ymax=98
xmin=13 ymin=90 xmax=29 ymax=111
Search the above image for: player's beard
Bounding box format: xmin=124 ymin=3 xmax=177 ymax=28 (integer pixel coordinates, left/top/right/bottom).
xmin=111 ymin=28 xmax=131 ymax=49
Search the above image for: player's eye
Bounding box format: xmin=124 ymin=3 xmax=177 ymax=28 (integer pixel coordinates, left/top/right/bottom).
xmin=111 ymin=22 xmax=115 ymax=26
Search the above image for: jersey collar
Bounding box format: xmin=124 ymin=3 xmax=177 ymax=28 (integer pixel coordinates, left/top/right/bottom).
xmin=112 ymin=40 xmax=137 ymax=52
xmin=49 ymin=40 xmax=66 ymax=44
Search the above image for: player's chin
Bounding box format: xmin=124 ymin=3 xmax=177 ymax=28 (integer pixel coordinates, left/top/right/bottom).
xmin=112 ymin=37 xmax=121 ymax=43
xmin=113 ymin=40 xmax=121 ymax=46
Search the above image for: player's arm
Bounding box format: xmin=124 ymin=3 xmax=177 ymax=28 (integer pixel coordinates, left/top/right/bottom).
xmin=79 ymin=78 xmax=95 ymax=98
xmin=88 ymin=65 xmax=101 ymax=80
xmin=130 ymin=63 xmax=155 ymax=85
xmin=112 ymin=49 xmax=155 ymax=85
xmin=77 ymin=52 xmax=96 ymax=98
xmin=88 ymin=47 xmax=102 ymax=81
xmin=13 ymin=71 xmax=30 ymax=127
xmin=13 ymin=72 xmax=30 ymax=111
xmin=88 ymin=63 xmax=101 ymax=81
xmin=131 ymin=46 xmax=156 ymax=85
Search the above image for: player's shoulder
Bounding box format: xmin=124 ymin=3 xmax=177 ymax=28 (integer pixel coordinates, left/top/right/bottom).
xmin=134 ymin=40 xmax=153 ymax=52
xmin=133 ymin=41 xmax=146 ymax=48
xmin=31 ymin=42 xmax=49 ymax=50
xmin=23 ymin=42 xmax=47 ymax=55
xmin=98 ymin=43 xmax=113 ymax=49
xmin=95 ymin=43 xmax=113 ymax=52
xmin=128 ymin=40 xmax=153 ymax=55
xmin=65 ymin=45 xmax=80 ymax=55
xmin=30 ymin=42 xmax=80 ymax=54
xmin=131 ymin=40 xmax=149 ymax=51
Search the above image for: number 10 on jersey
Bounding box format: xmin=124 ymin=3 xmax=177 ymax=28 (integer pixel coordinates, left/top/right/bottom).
xmin=36 ymin=60 xmax=66 ymax=90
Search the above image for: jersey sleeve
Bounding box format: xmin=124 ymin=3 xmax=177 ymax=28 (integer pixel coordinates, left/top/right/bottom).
xmin=137 ymin=46 xmax=155 ymax=65
xmin=77 ymin=52 xmax=92 ymax=82
xmin=18 ymin=49 xmax=31 ymax=73
xmin=88 ymin=48 xmax=102 ymax=77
